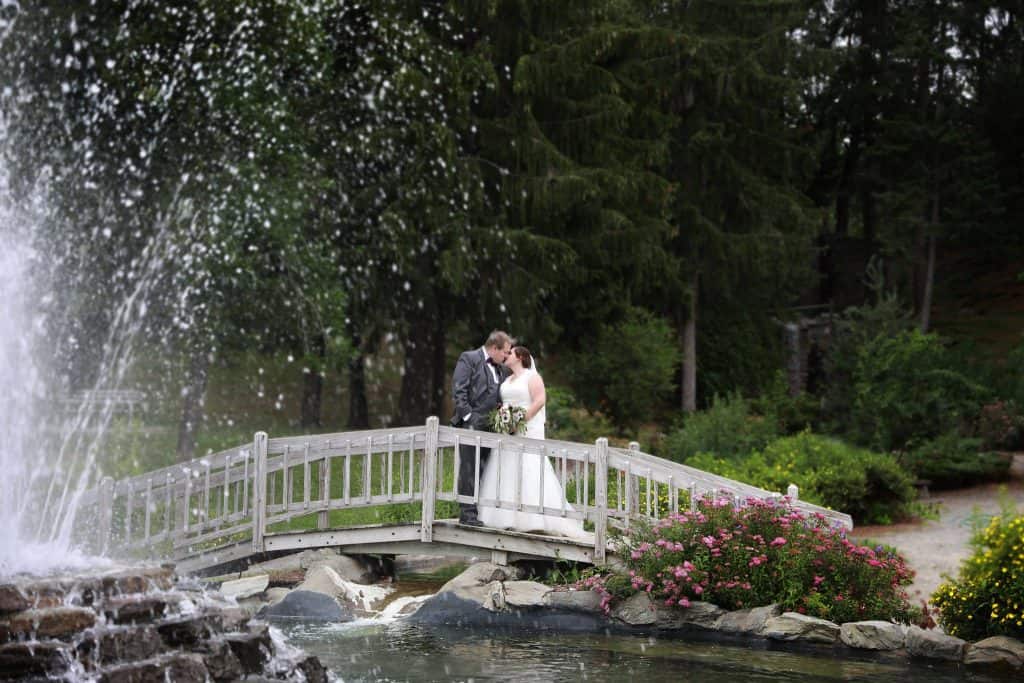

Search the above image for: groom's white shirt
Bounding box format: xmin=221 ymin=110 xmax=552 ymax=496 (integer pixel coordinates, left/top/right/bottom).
xmin=463 ymin=347 xmax=498 ymax=424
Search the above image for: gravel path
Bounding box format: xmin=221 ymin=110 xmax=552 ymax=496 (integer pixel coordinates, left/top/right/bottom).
xmin=850 ymin=455 xmax=1024 ymax=608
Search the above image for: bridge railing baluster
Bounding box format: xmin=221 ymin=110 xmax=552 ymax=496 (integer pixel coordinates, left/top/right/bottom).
xmin=319 ymin=443 xmax=331 ymax=529
xmin=302 ymin=443 xmax=311 ymax=510
xmin=559 ymin=448 xmax=567 ymax=518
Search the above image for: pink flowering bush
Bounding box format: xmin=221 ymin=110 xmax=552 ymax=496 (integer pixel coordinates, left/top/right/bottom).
xmin=576 ymin=496 xmax=916 ymax=624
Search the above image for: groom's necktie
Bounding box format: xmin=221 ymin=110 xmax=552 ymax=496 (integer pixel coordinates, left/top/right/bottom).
xmin=486 ymin=360 xmax=499 ymax=384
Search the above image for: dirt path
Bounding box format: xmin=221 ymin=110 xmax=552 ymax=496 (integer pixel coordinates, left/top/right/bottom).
xmin=851 ymin=456 xmax=1024 ymax=608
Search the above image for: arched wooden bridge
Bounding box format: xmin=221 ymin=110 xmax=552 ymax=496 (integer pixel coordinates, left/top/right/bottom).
xmin=78 ymin=418 xmax=852 ymax=575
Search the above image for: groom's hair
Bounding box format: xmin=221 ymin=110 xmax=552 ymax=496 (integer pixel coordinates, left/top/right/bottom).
xmin=485 ymin=330 xmax=512 ymax=349
xmin=513 ymin=346 xmax=533 ymax=369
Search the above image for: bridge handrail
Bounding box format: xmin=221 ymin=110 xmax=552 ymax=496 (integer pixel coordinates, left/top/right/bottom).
xmin=78 ymin=417 xmax=852 ymax=569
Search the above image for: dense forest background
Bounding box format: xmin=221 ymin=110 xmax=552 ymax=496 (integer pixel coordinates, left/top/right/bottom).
xmin=1 ymin=1 xmax=1022 ymax=509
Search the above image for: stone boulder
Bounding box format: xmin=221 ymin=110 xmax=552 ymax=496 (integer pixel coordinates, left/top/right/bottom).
xmin=245 ymin=549 xmax=385 ymax=585
xmin=905 ymin=625 xmax=966 ymax=661
xmin=220 ymin=575 xmax=269 ymax=601
xmin=1 ymin=607 xmax=96 ymax=641
xmin=764 ymin=612 xmax=840 ymax=644
xmin=296 ymin=566 xmax=391 ymax=614
xmin=410 ymin=563 xmax=603 ymax=631
xmin=654 ymin=601 xmax=726 ymax=631
xmin=256 ymin=590 xmax=352 ymax=623
xmin=503 ymin=581 xmax=551 ymax=609
xmin=0 ymin=586 xmax=29 ymax=615
xmin=612 ymin=593 xmax=657 ymax=626
xmin=716 ymin=604 xmax=780 ymax=636
xmin=839 ymin=621 xmax=906 ymax=650
xmin=433 ymin=562 xmax=522 ymax=606
xmin=964 ymin=636 xmax=1024 ymax=668
xmin=542 ymin=589 xmax=604 ymax=614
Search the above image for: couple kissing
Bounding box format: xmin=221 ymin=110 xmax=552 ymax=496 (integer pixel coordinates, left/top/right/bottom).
xmin=449 ymin=330 xmax=588 ymax=541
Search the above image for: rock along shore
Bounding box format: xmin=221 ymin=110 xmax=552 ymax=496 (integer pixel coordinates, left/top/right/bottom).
xmin=408 ymin=562 xmax=1024 ymax=672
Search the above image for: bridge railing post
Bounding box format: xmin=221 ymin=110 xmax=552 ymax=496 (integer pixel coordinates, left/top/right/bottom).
xmin=593 ymin=438 xmax=609 ymax=564
xmin=627 ymin=441 xmax=641 ymax=523
xmin=252 ymin=431 xmax=268 ymax=554
xmin=420 ymin=417 xmax=439 ymax=543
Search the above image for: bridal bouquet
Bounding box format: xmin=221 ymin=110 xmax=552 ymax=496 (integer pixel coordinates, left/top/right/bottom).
xmin=489 ymin=404 xmax=527 ymax=436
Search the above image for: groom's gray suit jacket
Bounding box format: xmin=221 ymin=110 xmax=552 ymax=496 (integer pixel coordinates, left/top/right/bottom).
xmin=451 ymin=348 xmax=507 ymax=430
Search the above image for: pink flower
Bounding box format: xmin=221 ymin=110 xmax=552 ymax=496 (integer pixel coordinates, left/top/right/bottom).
xmin=693 ymin=585 xmax=703 ymax=595
xmin=770 ymin=537 xmax=787 ymax=547
xmin=812 ymin=575 xmax=825 ymax=587
xmin=678 ymin=597 xmax=691 ymax=607
xmin=702 ymin=536 xmax=716 ymax=547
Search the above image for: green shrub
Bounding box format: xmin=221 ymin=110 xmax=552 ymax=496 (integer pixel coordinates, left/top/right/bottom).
xmin=688 ymin=432 xmax=915 ymax=525
xmin=569 ymin=307 xmax=677 ymax=429
xmin=577 ymin=497 xmax=916 ymax=624
xmin=660 ymin=393 xmax=778 ymax=464
xmin=901 ymin=433 xmax=1011 ymax=489
xmin=997 ymin=342 xmax=1024 ymax=407
xmin=753 ymin=372 xmax=823 ymax=435
xmin=821 ymin=279 xmax=914 ymax=431
xmin=850 ymin=330 xmax=989 ymax=451
xmin=545 ymin=384 xmax=616 ymax=443
xmin=932 ymin=512 xmax=1024 ymax=640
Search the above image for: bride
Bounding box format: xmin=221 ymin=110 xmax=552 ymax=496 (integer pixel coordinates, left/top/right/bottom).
xmin=478 ymin=347 xmax=589 ymax=541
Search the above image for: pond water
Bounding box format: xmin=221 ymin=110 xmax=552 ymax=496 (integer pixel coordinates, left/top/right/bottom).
xmin=281 ymin=620 xmax=1017 ymax=683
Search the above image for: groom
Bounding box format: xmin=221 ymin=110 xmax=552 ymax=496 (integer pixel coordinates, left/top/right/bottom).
xmin=451 ymin=330 xmax=512 ymax=526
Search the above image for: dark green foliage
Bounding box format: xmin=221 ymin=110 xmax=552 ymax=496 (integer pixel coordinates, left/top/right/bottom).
xmin=569 ymin=307 xmax=676 ymax=428
xmin=850 ymin=330 xmax=989 ymax=452
xmin=660 ymin=394 xmax=778 ymax=464
xmin=544 ymin=385 xmax=616 ymax=444
xmin=753 ymin=373 xmax=824 ymax=436
xmin=901 ymin=433 xmax=1012 ymax=490
xmin=821 ymin=270 xmax=916 ymax=430
xmin=688 ymin=432 xmax=915 ymax=525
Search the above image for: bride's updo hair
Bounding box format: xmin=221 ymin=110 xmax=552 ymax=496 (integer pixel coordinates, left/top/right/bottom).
xmin=513 ymin=346 xmax=533 ymax=369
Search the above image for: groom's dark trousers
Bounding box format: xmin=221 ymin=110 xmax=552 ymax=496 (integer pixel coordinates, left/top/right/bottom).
xmin=451 ymin=348 xmax=505 ymax=522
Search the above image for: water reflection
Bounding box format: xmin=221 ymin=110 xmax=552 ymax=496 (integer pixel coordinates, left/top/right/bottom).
xmin=282 ymin=621 xmax=1015 ymax=683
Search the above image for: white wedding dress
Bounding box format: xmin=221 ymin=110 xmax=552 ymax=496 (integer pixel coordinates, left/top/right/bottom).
xmin=478 ymin=370 xmax=590 ymax=541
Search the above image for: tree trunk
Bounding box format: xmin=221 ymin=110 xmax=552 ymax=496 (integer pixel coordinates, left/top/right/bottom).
xmin=176 ymin=345 xmax=210 ymax=461
xmin=835 ymin=133 xmax=860 ymax=237
xmin=347 ymin=333 xmax=370 ymax=429
xmin=398 ymin=311 xmax=435 ymax=426
xmin=919 ymin=198 xmax=939 ymax=332
xmin=682 ymin=271 xmax=699 ymax=413
xmin=430 ymin=312 xmax=447 ymax=419
xmin=300 ymin=333 xmax=326 ymax=429
xmin=861 ymin=187 xmax=877 ymax=244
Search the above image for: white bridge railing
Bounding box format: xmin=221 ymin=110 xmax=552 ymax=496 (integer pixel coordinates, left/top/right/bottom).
xmin=78 ymin=417 xmax=852 ymax=569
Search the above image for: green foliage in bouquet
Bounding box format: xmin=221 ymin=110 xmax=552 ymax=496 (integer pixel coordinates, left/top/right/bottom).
xmin=932 ymin=512 xmax=1024 ymax=640
xmin=489 ymin=403 xmax=527 ymax=436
